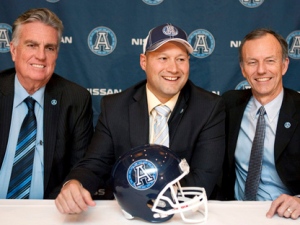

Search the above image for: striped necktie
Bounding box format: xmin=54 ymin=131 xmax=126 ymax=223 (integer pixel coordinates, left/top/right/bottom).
xmin=244 ymin=106 xmax=266 ymax=200
xmin=153 ymin=105 xmax=171 ymax=147
xmin=7 ymin=97 xmax=37 ymax=199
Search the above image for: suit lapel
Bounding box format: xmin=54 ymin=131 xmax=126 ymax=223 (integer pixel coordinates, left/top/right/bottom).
xmin=227 ymin=91 xmax=251 ymax=167
xmin=0 ymin=72 xmax=14 ymax=166
xmin=43 ymin=76 xmax=61 ymax=190
xmin=274 ymin=89 xmax=298 ymax=161
xmin=129 ymin=85 xmax=149 ymax=147
xmin=168 ymin=85 xmax=189 ymax=149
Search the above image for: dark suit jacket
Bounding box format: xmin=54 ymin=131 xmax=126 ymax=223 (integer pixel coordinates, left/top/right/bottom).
xmin=221 ymin=88 xmax=300 ymax=200
xmin=67 ymin=79 xmax=225 ymax=198
xmin=0 ymin=68 xmax=94 ymax=199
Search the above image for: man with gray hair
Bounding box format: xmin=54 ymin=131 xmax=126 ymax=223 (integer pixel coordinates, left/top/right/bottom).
xmin=0 ymin=8 xmax=93 ymax=199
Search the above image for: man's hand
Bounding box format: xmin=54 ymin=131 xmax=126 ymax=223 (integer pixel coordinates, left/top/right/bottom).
xmin=55 ymin=180 xmax=96 ymax=214
xmin=266 ymin=194 xmax=300 ymax=219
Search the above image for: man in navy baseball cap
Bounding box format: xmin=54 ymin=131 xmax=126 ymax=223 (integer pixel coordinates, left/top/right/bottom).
xmin=143 ymin=23 xmax=193 ymax=54
xmin=55 ymin=23 xmax=225 ymax=217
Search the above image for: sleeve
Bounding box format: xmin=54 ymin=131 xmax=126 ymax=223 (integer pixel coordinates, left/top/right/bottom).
xmin=180 ymin=96 xmax=226 ymax=198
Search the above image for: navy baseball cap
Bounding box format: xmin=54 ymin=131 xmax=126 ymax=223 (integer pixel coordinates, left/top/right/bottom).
xmin=143 ymin=23 xmax=193 ymax=54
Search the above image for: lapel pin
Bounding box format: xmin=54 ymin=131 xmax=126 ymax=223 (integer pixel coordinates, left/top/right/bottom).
xmin=284 ymin=122 xmax=291 ymax=129
xmin=180 ymin=109 xmax=184 ymax=114
xmin=51 ymin=99 xmax=57 ymax=105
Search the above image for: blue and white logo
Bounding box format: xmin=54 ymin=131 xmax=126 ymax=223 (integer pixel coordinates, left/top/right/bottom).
xmin=142 ymin=0 xmax=164 ymax=5
xmin=162 ymin=25 xmax=178 ymax=36
xmin=0 ymin=23 xmax=12 ymax=53
xmin=284 ymin=122 xmax=291 ymax=129
xmin=286 ymin=30 xmax=300 ymax=60
xmin=239 ymin=0 xmax=264 ymax=8
xmin=127 ymin=159 xmax=158 ymax=190
xmin=88 ymin=26 xmax=117 ymax=56
xmin=235 ymin=80 xmax=251 ymax=90
xmin=46 ymin=0 xmax=60 ymax=2
xmin=188 ymin=29 xmax=215 ymax=58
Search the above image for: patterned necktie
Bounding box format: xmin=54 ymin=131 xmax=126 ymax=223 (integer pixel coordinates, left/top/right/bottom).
xmin=153 ymin=105 xmax=171 ymax=147
xmin=244 ymin=106 xmax=266 ymax=200
xmin=7 ymin=97 xmax=37 ymax=199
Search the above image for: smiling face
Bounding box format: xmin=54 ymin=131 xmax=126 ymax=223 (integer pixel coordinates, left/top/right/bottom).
xmin=10 ymin=21 xmax=59 ymax=94
xmin=140 ymin=41 xmax=190 ymax=103
xmin=240 ymin=33 xmax=289 ymax=105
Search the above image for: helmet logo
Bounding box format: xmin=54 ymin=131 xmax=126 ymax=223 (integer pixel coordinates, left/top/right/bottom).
xmin=127 ymin=159 xmax=158 ymax=190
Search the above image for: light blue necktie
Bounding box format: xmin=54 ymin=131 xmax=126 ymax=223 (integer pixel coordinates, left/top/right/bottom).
xmin=153 ymin=105 xmax=171 ymax=147
xmin=7 ymin=97 xmax=37 ymax=199
xmin=244 ymin=106 xmax=266 ymax=200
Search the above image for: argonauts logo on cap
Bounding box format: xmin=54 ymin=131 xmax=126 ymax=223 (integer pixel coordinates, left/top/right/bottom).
xmin=88 ymin=26 xmax=117 ymax=56
xmin=162 ymin=25 xmax=178 ymax=36
xmin=127 ymin=159 xmax=158 ymax=190
xmin=142 ymin=0 xmax=164 ymax=5
xmin=143 ymin=23 xmax=193 ymax=54
xmin=188 ymin=29 xmax=215 ymax=58
xmin=286 ymin=30 xmax=300 ymax=60
xmin=239 ymin=0 xmax=264 ymax=8
xmin=0 ymin=23 xmax=12 ymax=53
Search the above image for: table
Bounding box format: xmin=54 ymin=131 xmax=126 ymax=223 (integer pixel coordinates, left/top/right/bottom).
xmin=0 ymin=200 xmax=297 ymax=224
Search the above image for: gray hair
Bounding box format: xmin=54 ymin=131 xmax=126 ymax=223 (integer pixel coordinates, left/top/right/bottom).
xmin=12 ymin=8 xmax=63 ymax=47
xmin=239 ymin=28 xmax=288 ymax=64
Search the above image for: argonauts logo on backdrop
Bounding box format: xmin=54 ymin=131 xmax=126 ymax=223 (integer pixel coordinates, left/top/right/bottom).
xmin=88 ymin=26 xmax=117 ymax=56
xmin=142 ymin=0 xmax=164 ymax=5
xmin=235 ymin=80 xmax=251 ymax=90
xmin=188 ymin=29 xmax=215 ymax=58
xmin=46 ymin=0 xmax=60 ymax=2
xmin=87 ymin=26 xmax=120 ymax=96
xmin=239 ymin=0 xmax=264 ymax=8
xmin=286 ymin=30 xmax=300 ymax=60
xmin=0 ymin=23 xmax=12 ymax=53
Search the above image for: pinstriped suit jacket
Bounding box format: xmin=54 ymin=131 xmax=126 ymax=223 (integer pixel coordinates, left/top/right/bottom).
xmin=0 ymin=68 xmax=94 ymax=199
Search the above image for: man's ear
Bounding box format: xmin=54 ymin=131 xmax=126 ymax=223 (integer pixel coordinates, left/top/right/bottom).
xmin=240 ymin=63 xmax=247 ymax=78
xmin=10 ymin=42 xmax=16 ymax=62
xmin=282 ymin=57 xmax=289 ymax=76
xmin=140 ymin=53 xmax=146 ymax=71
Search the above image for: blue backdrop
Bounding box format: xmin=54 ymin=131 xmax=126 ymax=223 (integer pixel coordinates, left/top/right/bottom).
xmin=1 ymin=0 xmax=300 ymax=125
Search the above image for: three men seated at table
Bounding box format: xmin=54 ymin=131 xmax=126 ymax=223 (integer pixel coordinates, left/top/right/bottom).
xmin=1 ymin=7 xmax=299 ymax=221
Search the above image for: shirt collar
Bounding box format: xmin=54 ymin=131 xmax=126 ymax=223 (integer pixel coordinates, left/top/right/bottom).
xmin=14 ymin=74 xmax=45 ymax=109
xmin=251 ymin=89 xmax=283 ymax=122
xmin=146 ymin=84 xmax=179 ymax=114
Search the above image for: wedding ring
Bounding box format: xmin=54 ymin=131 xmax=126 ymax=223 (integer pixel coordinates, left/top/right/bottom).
xmin=287 ymin=208 xmax=292 ymax=214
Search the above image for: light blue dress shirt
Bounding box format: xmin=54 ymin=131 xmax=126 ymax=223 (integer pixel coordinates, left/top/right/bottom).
xmin=0 ymin=75 xmax=45 ymax=199
xmin=234 ymin=90 xmax=291 ymax=201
